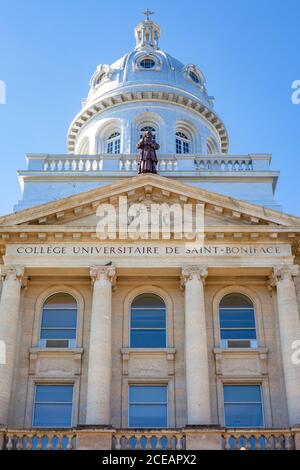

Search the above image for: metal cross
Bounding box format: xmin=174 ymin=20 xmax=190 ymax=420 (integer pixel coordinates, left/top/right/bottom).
xmin=143 ymin=9 xmax=154 ymax=20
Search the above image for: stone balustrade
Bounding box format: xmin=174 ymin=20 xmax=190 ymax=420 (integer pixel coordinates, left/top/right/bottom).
xmin=112 ymin=430 xmax=186 ymax=450
xmin=25 ymin=153 xmax=271 ymax=173
xmin=2 ymin=428 xmax=298 ymax=450
xmin=222 ymin=430 xmax=295 ymax=450
xmin=4 ymin=430 xmax=77 ymax=450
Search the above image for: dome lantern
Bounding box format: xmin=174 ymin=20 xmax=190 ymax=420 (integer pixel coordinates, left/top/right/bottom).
xmin=134 ymin=10 xmax=161 ymax=50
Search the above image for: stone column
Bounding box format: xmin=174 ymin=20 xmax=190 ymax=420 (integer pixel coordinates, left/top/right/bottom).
xmin=0 ymin=265 xmax=26 ymax=425
xmin=272 ymin=265 xmax=300 ymax=426
xmin=181 ymin=266 xmax=211 ymax=425
xmin=86 ymin=265 xmax=116 ymax=425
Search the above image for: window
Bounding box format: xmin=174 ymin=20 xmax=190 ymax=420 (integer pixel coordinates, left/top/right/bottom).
xmin=223 ymin=385 xmax=264 ymax=428
xmin=96 ymin=72 xmax=106 ymax=85
xmin=175 ymin=131 xmax=191 ymax=154
xmin=139 ymin=125 xmax=157 ymax=140
xmin=129 ymin=385 xmax=168 ymax=428
xmin=130 ymin=294 xmax=166 ymax=348
xmin=140 ymin=58 xmax=155 ymax=69
xmin=106 ymin=131 xmax=121 ymax=154
xmin=33 ymin=385 xmax=73 ymax=428
xmin=40 ymin=293 xmax=77 ymax=348
xmin=219 ymin=293 xmax=257 ymax=348
xmin=189 ymin=71 xmax=200 ymax=83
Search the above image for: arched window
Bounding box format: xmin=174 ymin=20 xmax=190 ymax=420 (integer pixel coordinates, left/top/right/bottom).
xmin=175 ymin=131 xmax=191 ymax=154
xmin=39 ymin=293 xmax=78 ymax=348
xmin=130 ymin=294 xmax=166 ymax=348
xmin=106 ymin=131 xmax=121 ymax=154
xmin=219 ymin=293 xmax=257 ymax=348
xmin=139 ymin=125 xmax=157 ymax=140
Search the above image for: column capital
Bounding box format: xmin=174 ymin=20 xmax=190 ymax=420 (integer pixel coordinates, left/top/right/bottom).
xmin=90 ymin=265 xmax=116 ymax=286
xmin=180 ymin=265 xmax=208 ymax=288
xmin=0 ymin=265 xmax=26 ymax=284
xmin=270 ymin=264 xmax=299 ymax=285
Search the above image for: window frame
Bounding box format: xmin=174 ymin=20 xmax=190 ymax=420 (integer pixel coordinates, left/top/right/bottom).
xmin=128 ymin=384 xmax=169 ymax=429
xmin=129 ymin=294 xmax=167 ymax=349
xmin=39 ymin=292 xmax=78 ymax=349
xmin=106 ymin=131 xmax=121 ymax=154
xmin=218 ymin=293 xmax=258 ymax=348
xmin=175 ymin=130 xmax=192 ymax=154
xmin=32 ymin=384 xmax=74 ymax=428
xmin=139 ymin=124 xmax=158 ymax=141
xmin=223 ymin=384 xmax=265 ymax=428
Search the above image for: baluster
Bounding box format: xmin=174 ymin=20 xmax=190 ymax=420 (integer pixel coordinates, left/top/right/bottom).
xmin=126 ymin=436 xmax=132 ymax=450
xmin=136 ymin=435 xmax=142 ymax=450
xmin=175 ymin=435 xmax=182 ymax=450
xmin=157 ymin=437 xmax=163 ymax=450
xmin=234 ymin=435 xmax=241 ymax=450
xmin=145 ymin=434 xmax=152 ymax=451
xmin=285 ymin=433 xmax=293 ymax=450
xmin=56 ymin=434 xmax=63 ymax=450
xmin=275 ymin=434 xmax=283 ymax=450
xmin=16 ymin=436 xmax=23 ymax=450
xmin=166 ymin=435 xmax=173 ymax=450
xmin=224 ymin=435 xmax=231 ymax=450
xmin=36 ymin=435 xmax=43 ymax=450
xmin=66 ymin=435 xmax=73 ymax=450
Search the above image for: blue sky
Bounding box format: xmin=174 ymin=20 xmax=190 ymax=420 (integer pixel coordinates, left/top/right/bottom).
xmin=0 ymin=0 xmax=299 ymax=216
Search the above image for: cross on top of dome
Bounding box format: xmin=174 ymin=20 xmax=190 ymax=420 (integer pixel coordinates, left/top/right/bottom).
xmin=143 ymin=9 xmax=154 ymax=20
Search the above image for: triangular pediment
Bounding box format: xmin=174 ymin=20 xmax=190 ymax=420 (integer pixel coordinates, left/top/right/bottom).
xmin=0 ymin=174 xmax=300 ymax=229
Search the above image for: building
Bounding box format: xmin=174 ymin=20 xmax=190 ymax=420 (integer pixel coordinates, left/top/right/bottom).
xmin=0 ymin=15 xmax=300 ymax=450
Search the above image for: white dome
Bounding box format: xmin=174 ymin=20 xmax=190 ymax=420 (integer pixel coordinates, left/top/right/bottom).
xmin=67 ymin=18 xmax=228 ymax=154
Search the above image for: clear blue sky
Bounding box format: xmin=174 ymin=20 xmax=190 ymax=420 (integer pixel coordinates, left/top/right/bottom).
xmin=0 ymin=0 xmax=299 ymax=216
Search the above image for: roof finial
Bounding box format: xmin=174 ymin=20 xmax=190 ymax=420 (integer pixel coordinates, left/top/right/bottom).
xmin=143 ymin=8 xmax=154 ymax=21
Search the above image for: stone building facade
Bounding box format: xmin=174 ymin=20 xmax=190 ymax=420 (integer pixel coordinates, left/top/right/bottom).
xmin=0 ymin=16 xmax=300 ymax=450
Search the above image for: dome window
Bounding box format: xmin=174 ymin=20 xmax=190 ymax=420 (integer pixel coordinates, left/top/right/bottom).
xmin=107 ymin=131 xmax=121 ymax=154
xmin=140 ymin=57 xmax=156 ymax=69
xmin=175 ymin=131 xmax=191 ymax=154
xmin=96 ymin=72 xmax=106 ymax=85
xmin=140 ymin=125 xmax=157 ymax=140
xmin=189 ymin=71 xmax=200 ymax=83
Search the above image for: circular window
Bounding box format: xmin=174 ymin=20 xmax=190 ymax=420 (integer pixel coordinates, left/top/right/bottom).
xmin=189 ymin=71 xmax=200 ymax=83
xmin=140 ymin=58 xmax=155 ymax=69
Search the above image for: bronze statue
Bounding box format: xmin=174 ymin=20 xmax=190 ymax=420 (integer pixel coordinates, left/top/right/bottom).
xmin=137 ymin=131 xmax=159 ymax=174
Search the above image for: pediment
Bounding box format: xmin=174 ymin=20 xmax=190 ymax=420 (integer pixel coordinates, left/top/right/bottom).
xmin=0 ymin=174 xmax=300 ymax=229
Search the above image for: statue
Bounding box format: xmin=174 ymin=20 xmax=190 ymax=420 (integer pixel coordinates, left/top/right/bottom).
xmin=137 ymin=131 xmax=160 ymax=174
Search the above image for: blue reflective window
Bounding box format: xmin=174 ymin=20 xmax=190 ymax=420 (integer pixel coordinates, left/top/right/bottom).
xmin=107 ymin=131 xmax=121 ymax=154
xmin=175 ymin=131 xmax=190 ymax=154
xmin=40 ymin=293 xmax=77 ymax=342
xmin=129 ymin=386 xmax=168 ymax=428
xmin=130 ymin=294 xmax=166 ymax=348
xmin=219 ymin=294 xmax=256 ymax=341
xmin=33 ymin=385 xmax=73 ymax=428
xmin=224 ymin=385 xmax=264 ymax=428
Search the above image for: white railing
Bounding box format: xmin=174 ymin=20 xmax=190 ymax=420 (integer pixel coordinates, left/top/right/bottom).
xmin=112 ymin=430 xmax=186 ymax=450
xmin=222 ymin=430 xmax=295 ymax=450
xmin=44 ymin=156 xmax=104 ymax=172
xmin=4 ymin=430 xmax=76 ymax=450
xmin=194 ymin=158 xmax=253 ymax=172
xmin=26 ymin=153 xmax=269 ymax=174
